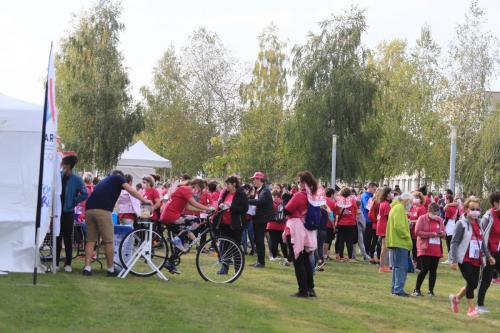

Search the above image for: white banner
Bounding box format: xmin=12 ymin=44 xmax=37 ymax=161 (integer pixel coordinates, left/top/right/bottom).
xmin=37 ymin=44 xmax=59 ymax=244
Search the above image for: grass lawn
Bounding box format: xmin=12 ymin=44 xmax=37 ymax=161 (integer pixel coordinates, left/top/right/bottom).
xmin=1 ymin=252 xmax=499 ymax=333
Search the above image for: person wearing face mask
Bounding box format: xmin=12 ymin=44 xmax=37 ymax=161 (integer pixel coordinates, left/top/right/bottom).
xmin=449 ymin=197 xmax=495 ymax=317
xmin=476 ymin=191 xmax=500 ymax=314
xmin=386 ymin=192 xmax=414 ymax=297
xmin=412 ymin=203 xmax=446 ymax=296
xmin=376 ymin=187 xmax=393 ymax=272
xmin=57 ymin=155 xmax=88 ymax=272
xmin=409 ymin=192 xmax=427 ymax=270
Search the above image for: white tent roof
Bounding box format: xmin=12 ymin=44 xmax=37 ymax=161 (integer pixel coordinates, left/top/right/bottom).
xmin=117 ymin=140 xmax=171 ymax=168
xmin=0 ymin=93 xmax=42 ymax=132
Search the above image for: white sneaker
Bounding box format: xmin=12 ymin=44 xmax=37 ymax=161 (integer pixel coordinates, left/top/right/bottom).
xmin=269 ymin=257 xmax=281 ymax=262
xmin=476 ymin=306 xmax=490 ymax=314
xmin=441 ymin=259 xmax=450 ymax=264
xmin=64 ymin=265 xmax=72 ymax=273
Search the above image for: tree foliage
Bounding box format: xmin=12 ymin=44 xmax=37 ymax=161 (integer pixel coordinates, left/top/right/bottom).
xmin=233 ymin=24 xmax=288 ymax=179
xmin=444 ymin=0 xmax=499 ymax=193
xmin=139 ymin=48 xmax=210 ymax=175
xmin=57 ymin=0 xmax=143 ymax=171
xmin=286 ymin=6 xmax=376 ymax=182
xmin=140 ymin=28 xmax=243 ymax=176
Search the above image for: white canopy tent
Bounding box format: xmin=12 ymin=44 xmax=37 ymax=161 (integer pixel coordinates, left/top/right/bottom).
xmin=0 ymin=93 xmax=44 ymax=272
xmin=116 ymin=140 xmax=171 ymax=183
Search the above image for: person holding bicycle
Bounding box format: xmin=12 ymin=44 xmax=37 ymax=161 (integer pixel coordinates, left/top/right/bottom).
xmin=216 ymin=176 xmax=249 ymax=275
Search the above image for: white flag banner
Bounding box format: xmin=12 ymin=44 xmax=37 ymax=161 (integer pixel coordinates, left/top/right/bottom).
xmin=37 ymin=44 xmax=59 ymax=245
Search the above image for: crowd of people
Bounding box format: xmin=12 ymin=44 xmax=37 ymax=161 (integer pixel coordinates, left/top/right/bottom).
xmin=57 ymin=157 xmax=499 ymax=317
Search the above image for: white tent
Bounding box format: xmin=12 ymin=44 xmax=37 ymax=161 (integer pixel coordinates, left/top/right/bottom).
xmin=0 ymin=93 xmax=44 ymax=272
xmin=116 ymin=140 xmax=171 ymax=183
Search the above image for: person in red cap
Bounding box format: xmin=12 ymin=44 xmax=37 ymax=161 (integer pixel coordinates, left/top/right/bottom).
xmin=248 ymin=171 xmax=274 ymax=268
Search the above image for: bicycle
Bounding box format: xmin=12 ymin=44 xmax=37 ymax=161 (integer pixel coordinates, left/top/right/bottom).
xmin=118 ymin=209 xmax=245 ymax=283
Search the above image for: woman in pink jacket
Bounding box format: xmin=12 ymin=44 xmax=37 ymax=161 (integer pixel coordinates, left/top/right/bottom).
xmin=412 ymin=203 xmax=446 ymax=296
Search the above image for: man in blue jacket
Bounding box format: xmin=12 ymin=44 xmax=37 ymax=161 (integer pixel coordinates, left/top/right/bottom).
xmin=57 ymin=155 xmax=88 ymax=272
xmin=361 ymin=182 xmax=378 ymax=261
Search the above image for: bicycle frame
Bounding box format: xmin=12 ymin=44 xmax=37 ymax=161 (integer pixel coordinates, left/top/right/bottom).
xmin=162 ymin=210 xmax=224 ymax=264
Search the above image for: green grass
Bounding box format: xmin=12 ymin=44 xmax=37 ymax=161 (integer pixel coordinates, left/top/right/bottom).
xmin=1 ymin=253 xmax=499 ymax=333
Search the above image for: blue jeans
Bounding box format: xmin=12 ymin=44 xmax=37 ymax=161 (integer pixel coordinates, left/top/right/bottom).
xmin=242 ymin=220 xmax=255 ymax=253
xmin=390 ymin=248 xmax=409 ymax=294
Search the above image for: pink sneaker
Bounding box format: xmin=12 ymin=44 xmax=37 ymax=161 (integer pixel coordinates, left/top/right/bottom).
xmin=467 ymin=308 xmax=479 ymax=317
xmin=492 ymin=277 xmax=500 ymax=284
xmin=449 ymin=295 xmax=459 ymax=313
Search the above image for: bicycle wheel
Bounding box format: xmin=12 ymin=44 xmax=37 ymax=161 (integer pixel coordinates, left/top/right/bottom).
xmin=119 ymin=228 xmax=168 ymax=277
xmin=196 ymin=236 xmax=244 ymax=283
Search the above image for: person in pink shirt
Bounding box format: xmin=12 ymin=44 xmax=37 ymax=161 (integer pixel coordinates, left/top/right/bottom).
xmin=409 ymin=191 xmax=427 ymax=269
xmin=412 ymin=203 xmax=446 ymax=296
xmin=283 ymin=171 xmax=319 ymax=298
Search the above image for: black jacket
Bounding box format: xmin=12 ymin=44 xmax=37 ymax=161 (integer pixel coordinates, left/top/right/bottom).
xmin=218 ymin=188 xmax=249 ymax=230
xmin=248 ymin=186 xmax=274 ymax=224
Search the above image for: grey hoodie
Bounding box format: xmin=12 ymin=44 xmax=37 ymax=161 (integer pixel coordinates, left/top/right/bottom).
xmin=449 ymin=217 xmax=491 ymax=264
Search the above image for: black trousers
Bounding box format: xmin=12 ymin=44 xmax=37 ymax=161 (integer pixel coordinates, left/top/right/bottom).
xmin=56 ymin=212 xmax=74 ymax=266
xmin=364 ymin=227 xmax=376 ymax=258
xmin=478 ymin=252 xmax=500 ymax=306
xmin=336 ymin=225 xmax=356 ymax=258
xmin=219 ymin=224 xmax=242 ymax=244
xmin=325 ymin=228 xmax=335 ymax=250
xmin=253 ymin=222 xmax=267 ymax=265
xmin=458 ymin=262 xmax=480 ymax=299
xmin=219 ymin=224 xmax=242 ymax=271
xmin=287 ymin=236 xmax=314 ymax=294
xmin=415 ymin=256 xmax=439 ymax=292
xmin=376 ymin=236 xmax=382 ymax=259
xmin=269 ymin=229 xmax=288 ymax=259
xmin=316 ymin=229 xmax=326 ymax=262
xmin=412 ymin=239 xmax=421 ymax=270
xmin=445 ymin=235 xmax=452 ymax=253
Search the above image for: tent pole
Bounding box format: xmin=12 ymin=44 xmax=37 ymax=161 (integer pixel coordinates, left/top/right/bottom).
xmin=33 ymin=79 xmax=49 ymax=285
xmin=51 ymin=215 xmax=56 ymax=274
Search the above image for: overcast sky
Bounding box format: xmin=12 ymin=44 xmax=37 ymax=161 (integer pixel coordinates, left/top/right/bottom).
xmin=1 ymin=0 xmax=499 ymax=105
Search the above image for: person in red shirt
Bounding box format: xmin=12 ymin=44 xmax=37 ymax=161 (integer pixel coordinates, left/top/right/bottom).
xmin=215 ymin=176 xmax=249 ymax=275
xmin=324 ymin=188 xmax=336 ymax=261
xmin=267 ymin=190 xmax=288 ymax=261
xmin=477 ymin=191 xmax=500 ymax=313
xmin=412 ymin=203 xmax=446 ymax=296
xmin=141 ymin=175 xmax=161 ymax=221
xmin=376 ymin=187 xmax=392 ymax=272
xmin=449 ymin=197 xmax=496 ymax=317
xmin=160 ymin=177 xmax=211 ymax=255
xmin=284 ymin=171 xmax=319 ymax=298
xmin=368 ymin=188 xmax=382 ymax=264
xmin=442 ymin=194 xmax=460 ymax=264
xmin=334 ymin=187 xmax=358 ymax=261
xmin=409 ymin=191 xmax=427 ymax=269
xmin=207 ymin=181 xmax=221 ymax=208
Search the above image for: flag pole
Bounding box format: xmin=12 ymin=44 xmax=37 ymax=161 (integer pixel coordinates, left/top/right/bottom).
xmin=33 ymin=43 xmax=53 ymax=285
